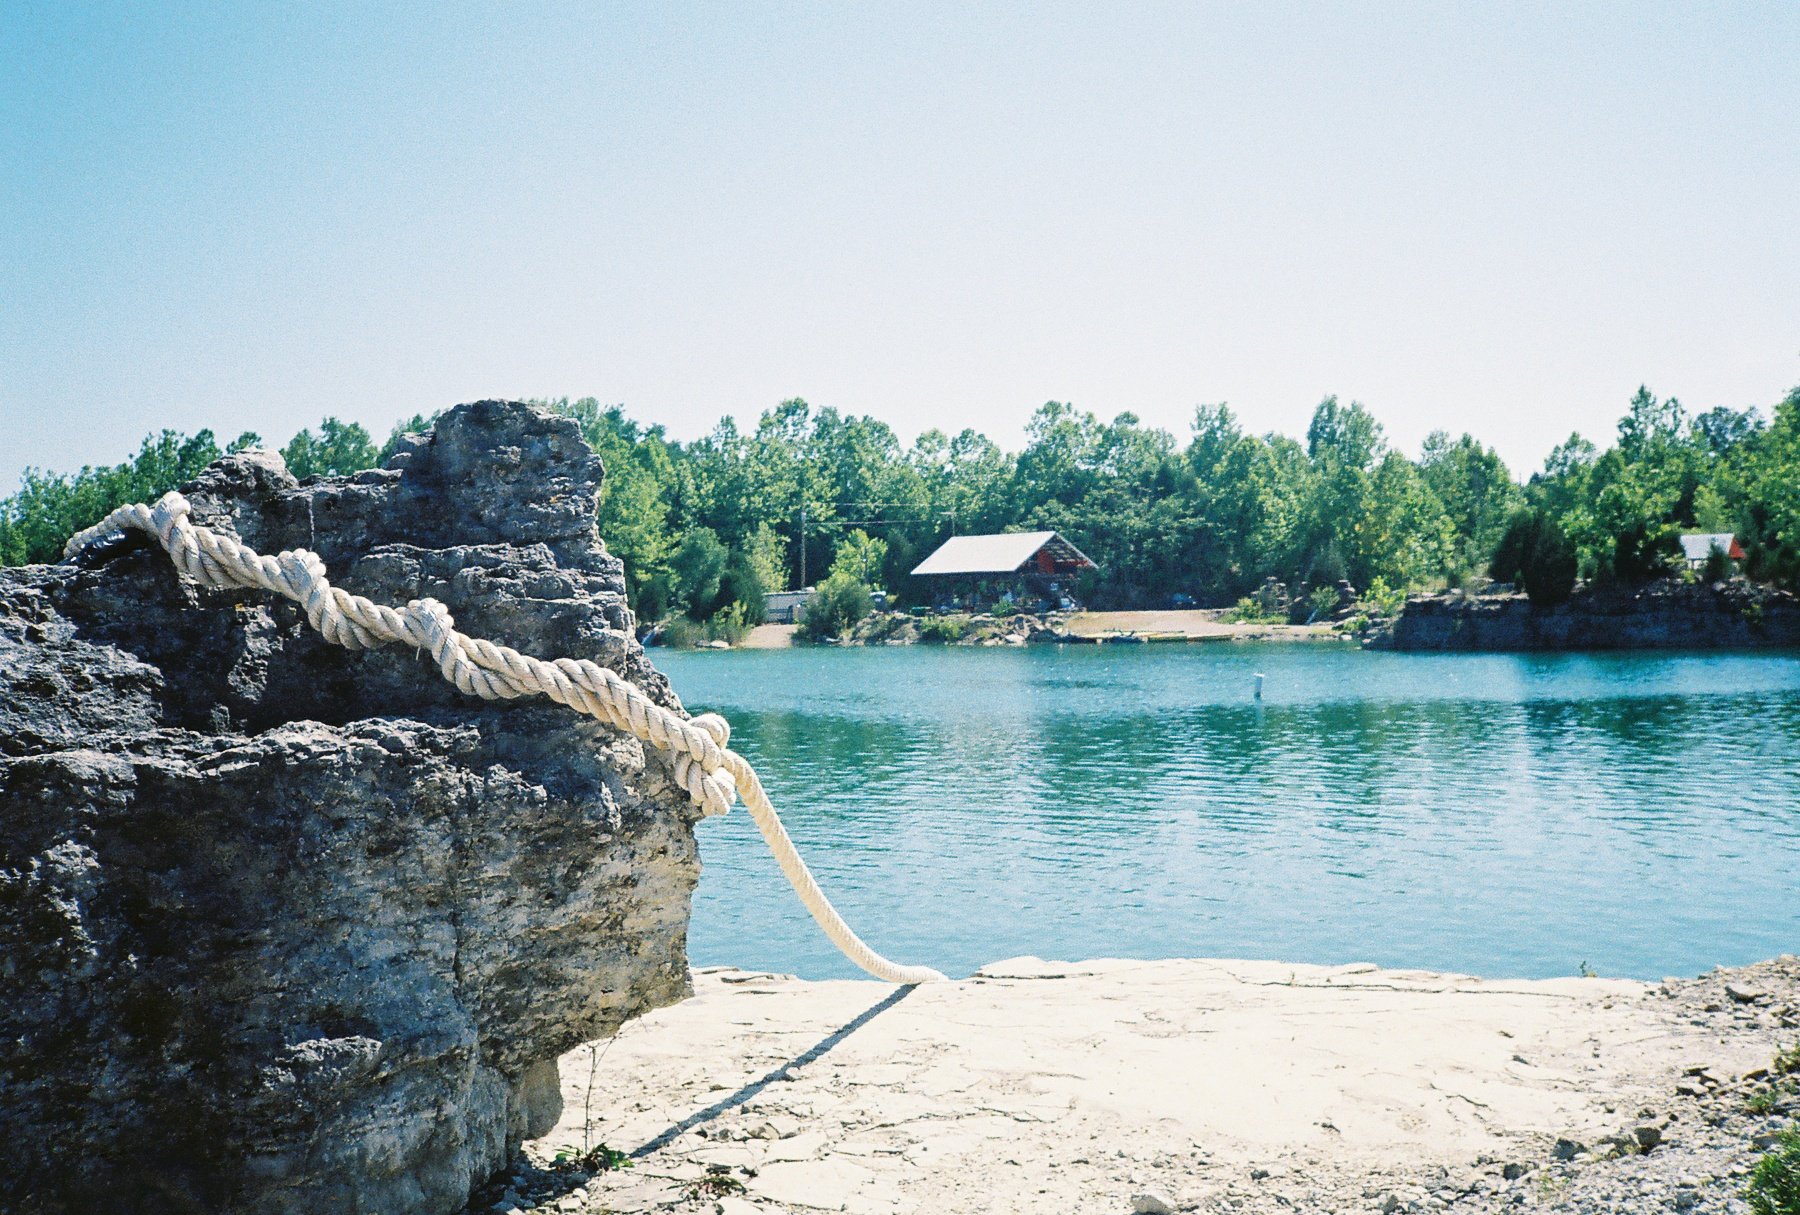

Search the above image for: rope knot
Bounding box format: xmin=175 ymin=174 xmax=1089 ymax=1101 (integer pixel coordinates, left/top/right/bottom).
xmin=689 ymin=713 xmax=730 ymax=749
xmin=276 ymin=549 xmax=326 ymax=594
xmin=149 ymin=492 xmax=191 ymax=545
xmin=398 ymin=598 xmax=454 ymax=657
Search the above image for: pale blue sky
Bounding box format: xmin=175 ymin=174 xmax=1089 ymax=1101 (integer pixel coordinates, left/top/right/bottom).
xmin=4 ymin=2 xmax=1796 ymax=490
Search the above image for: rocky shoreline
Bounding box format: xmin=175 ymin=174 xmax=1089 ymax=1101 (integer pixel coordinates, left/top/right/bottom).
xmin=787 ymin=609 xmax=1340 ymax=648
xmin=461 ymin=955 xmax=1799 ymax=1214
xmin=1371 ymin=579 xmax=1800 ymax=652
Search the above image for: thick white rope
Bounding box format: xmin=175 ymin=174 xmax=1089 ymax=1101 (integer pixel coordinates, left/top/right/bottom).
xmin=63 ymin=493 xmax=945 ymax=985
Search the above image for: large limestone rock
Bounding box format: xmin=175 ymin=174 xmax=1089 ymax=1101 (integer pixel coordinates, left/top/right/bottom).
xmin=0 ymin=402 xmax=704 ymax=1214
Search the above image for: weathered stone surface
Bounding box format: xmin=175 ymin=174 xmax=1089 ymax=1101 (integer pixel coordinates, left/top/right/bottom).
xmin=0 ymin=402 xmax=704 ymax=1214
xmin=1369 ymin=580 xmax=1800 ymax=651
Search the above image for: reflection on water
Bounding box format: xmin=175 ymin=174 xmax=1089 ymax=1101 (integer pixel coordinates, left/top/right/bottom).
xmin=661 ymin=644 xmax=1800 ymax=980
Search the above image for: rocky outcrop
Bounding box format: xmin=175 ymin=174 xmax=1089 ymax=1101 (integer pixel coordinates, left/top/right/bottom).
xmin=828 ymin=610 xmax=1089 ymax=647
xmin=1371 ymin=579 xmax=1800 ymax=651
xmin=0 ymin=402 xmax=704 ymax=1214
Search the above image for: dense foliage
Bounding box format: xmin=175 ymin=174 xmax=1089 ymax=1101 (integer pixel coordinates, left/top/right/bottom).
xmin=8 ymin=385 xmax=1799 ymax=620
xmin=1748 ymin=1123 xmax=1800 ymax=1215
xmin=1489 ymin=509 xmax=1579 ymax=606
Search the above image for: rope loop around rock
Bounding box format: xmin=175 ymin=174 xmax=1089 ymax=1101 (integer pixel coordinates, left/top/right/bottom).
xmin=63 ymin=491 xmax=945 ymax=985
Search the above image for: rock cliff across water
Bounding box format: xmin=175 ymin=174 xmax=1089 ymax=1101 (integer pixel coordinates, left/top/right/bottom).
xmin=0 ymin=401 xmax=706 ymax=1215
xmin=1369 ymin=579 xmax=1800 ymax=651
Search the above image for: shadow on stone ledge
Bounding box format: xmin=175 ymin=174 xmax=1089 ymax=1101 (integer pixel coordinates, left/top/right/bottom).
xmin=0 ymin=401 xmax=704 ymax=1215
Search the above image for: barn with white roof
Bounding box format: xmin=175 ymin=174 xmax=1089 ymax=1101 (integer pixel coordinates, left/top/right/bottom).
xmin=909 ymin=530 xmax=1097 ymax=609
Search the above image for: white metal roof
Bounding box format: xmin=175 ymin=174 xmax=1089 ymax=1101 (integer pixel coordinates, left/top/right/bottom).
xmin=1679 ymin=533 xmax=1735 ymax=562
xmin=910 ymin=531 xmax=1090 ymax=577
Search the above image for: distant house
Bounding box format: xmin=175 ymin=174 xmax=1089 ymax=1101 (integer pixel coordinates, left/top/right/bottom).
xmin=1679 ymin=532 xmax=1745 ymax=571
xmin=910 ymin=530 xmax=1097 ymax=609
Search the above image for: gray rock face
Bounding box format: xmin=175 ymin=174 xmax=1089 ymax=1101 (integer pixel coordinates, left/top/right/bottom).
xmin=1370 ymin=579 xmax=1800 ymax=651
xmin=0 ymin=402 xmax=703 ymax=1214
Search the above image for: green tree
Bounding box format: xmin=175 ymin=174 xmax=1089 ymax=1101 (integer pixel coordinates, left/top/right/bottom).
xmin=1306 ymin=395 xmax=1385 ymax=469
xmin=1418 ymin=431 xmax=1522 ymax=571
xmin=1616 ymin=385 xmax=1686 ymax=460
xmin=546 ymin=398 xmax=677 ymax=607
xmin=1692 ymin=405 xmax=1764 ymax=457
xmin=1583 ymin=453 xmax=1681 ymax=583
xmin=829 ymin=529 xmax=889 ymax=586
xmin=1298 ymin=396 xmax=1389 ymax=588
xmin=742 ymin=522 xmax=788 ymax=594
xmin=281 ymin=417 xmax=379 ymax=478
xmin=713 ymin=554 xmax=768 ymax=625
xmin=668 ymin=527 xmax=729 ymax=618
xmin=1490 ymin=509 xmax=1578 ymax=605
xmin=1356 ymin=451 xmax=1456 ymax=589
xmin=17 ymin=379 xmax=1800 ymax=610
xmin=1734 ymin=386 xmax=1800 ymax=587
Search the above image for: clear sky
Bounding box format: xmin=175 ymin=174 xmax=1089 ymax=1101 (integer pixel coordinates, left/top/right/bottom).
xmin=4 ymin=2 xmax=1797 ymax=491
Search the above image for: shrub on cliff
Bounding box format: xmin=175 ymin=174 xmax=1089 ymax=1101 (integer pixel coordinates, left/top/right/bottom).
xmin=1490 ymin=510 xmax=1578 ymax=605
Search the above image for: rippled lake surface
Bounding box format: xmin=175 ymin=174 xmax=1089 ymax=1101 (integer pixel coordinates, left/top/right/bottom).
xmin=659 ymin=644 xmax=1800 ymax=981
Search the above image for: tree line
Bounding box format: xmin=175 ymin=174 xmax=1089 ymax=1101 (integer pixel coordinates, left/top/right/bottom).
xmin=5 ymin=385 xmax=1798 ymax=624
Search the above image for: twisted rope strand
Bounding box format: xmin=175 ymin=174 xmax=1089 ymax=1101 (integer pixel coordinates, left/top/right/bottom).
xmin=64 ymin=492 xmax=945 ymax=984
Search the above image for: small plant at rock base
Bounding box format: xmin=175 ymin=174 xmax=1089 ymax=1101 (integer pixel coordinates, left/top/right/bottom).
xmin=679 ymin=1168 xmax=746 ymax=1199
xmin=1750 ymin=1084 xmax=1793 ymax=1116
xmin=1578 ymin=960 xmax=1597 ymax=978
xmin=1775 ymin=1042 xmax=1800 ymax=1077
xmin=1747 ymin=1123 xmax=1800 ymax=1215
xmin=554 ymin=1143 xmax=633 ymax=1173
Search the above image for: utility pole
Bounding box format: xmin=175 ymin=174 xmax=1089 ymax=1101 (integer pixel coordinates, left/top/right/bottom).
xmin=798 ymin=505 xmax=807 ymax=589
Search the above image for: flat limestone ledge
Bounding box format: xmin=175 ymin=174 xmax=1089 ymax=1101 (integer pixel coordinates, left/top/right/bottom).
xmin=517 ymin=956 xmax=1791 ymax=1214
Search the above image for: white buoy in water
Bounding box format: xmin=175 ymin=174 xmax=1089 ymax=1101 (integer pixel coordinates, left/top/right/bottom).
xmin=1253 ymin=672 xmax=1265 ymax=700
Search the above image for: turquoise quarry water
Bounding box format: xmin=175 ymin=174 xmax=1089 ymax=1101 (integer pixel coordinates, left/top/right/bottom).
xmin=660 ymin=644 xmax=1800 ymax=981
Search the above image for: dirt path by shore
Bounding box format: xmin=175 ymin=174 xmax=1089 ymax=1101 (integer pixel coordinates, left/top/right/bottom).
xmin=476 ymin=956 xmax=1797 ymax=1214
xmin=1062 ymin=609 xmax=1337 ymax=642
